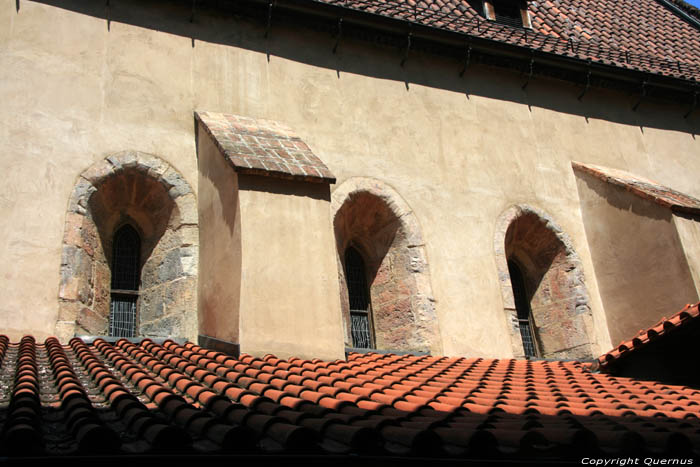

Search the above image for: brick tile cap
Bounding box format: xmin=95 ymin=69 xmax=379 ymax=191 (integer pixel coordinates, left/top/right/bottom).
xmin=195 ymin=111 xmax=336 ymax=184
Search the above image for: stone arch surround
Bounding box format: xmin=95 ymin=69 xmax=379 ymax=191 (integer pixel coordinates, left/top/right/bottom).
xmin=331 ymin=177 xmax=442 ymax=355
xmin=55 ymin=151 xmax=198 ymax=342
xmin=494 ymin=205 xmax=594 ymax=359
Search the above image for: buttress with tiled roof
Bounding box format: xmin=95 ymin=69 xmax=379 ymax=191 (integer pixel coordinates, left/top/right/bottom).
xmin=1 ymin=334 xmax=699 ymax=460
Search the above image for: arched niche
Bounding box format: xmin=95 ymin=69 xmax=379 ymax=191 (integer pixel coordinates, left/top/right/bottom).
xmin=494 ymin=205 xmax=594 ymax=359
xmin=55 ymin=151 xmax=198 ymax=342
xmin=331 ymin=177 xmax=442 ymax=355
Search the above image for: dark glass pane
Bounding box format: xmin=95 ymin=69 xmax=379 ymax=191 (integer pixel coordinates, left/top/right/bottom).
xmin=493 ymin=0 xmax=523 ymax=27
xmin=508 ymin=260 xmax=537 ymax=357
xmin=345 ymin=247 xmax=370 ymax=312
xmin=111 ymin=225 xmax=140 ymax=291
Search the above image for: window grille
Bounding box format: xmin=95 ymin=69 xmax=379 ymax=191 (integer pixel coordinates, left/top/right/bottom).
xmin=109 ymin=295 xmax=137 ymax=337
xmin=345 ymin=247 xmax=374 ymax=349
xmin=508 ymin=260 xmax=538 ymax=357
xmin=109 ymin=225 xmax=140 ymax=337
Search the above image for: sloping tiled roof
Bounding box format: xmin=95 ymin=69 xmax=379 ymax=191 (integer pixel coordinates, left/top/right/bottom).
xmin=195 ymin=111 xmax=336 ymax=184
xmin=573 ymin=162 xmax=700 ymax=214
xmin=599 ymin=302 xmax=700 ymax=368
xmin=313 ymin=0 xmax=700 ymax=81
xmin=2 ymin=336 xmax=700 ymax=459
xmin=667 ymin=0 xmax=700 ymax=22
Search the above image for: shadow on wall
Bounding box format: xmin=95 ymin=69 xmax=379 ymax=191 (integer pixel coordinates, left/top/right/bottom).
xmin=332 ymin=178 xmax=442 ymax=355
xmin=237 ymin=174 xmax=332 ymax=202
xmin=577 ymin=171 xmax=671 ymax=222
xmin=26 ymin=0 xmax=700 ymax=134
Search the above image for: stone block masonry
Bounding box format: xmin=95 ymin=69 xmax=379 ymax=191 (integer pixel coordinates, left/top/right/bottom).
xmin=55 ymin=151 xmax=199 ymax=342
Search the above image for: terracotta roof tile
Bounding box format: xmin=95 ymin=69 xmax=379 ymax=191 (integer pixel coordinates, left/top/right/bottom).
xmin=2 ymin=335 xmax=700 ymax=459
xmin=195 ymin=111 xmax=335 ymax=184
xmin=599 ymin=302 xmax=700 ymax=368
xmin=313 ymin=0 xmax=700 ymax=81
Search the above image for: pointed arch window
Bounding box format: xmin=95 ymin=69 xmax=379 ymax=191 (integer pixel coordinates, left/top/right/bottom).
xmin=109 ymin=224 xmax=140 ymax=337
xmin=345 ymin=246 xmax=374 ymax=349
xmin=508 ymin=259 xmax=539 ymax=357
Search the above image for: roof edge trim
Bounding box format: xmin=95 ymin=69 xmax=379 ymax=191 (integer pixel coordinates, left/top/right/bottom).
xmin=654 ymin=0 xmax=700 ymax=30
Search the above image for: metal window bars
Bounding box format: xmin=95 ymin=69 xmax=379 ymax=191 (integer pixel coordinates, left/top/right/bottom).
xmin=508 ymin=259 xmax=540 ymax=358
xmin=518 ymin=317 xmax=537 ymax=358
xmin=109 ymin=295 xmax=137 ymax=338
xmin=109 ymin=225 xmax=140 ymax=338
xmin=351 ymin=311 xmax=373 ymax=349
xmin=345 ymin=247 xmax=374 ymax=349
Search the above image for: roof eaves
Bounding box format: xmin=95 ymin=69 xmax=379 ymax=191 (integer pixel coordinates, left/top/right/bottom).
xmin=654 ymin=0 xmax=700 ymax=30
xmin=598 ymin=302 xmax=700 ymax=369
xmin=227 ymin=0 xmax=700 ymax=106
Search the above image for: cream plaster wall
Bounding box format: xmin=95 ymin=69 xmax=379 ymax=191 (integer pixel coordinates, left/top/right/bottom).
xmin=1 ymin=1 xmax=699 ymax=355
xmin=197 ymin=125 xmax=242 ymax=344
xmin=236 ymin=175 xmax=345 ymax=361
xmin=674 ymin=213 xmax=700 ymax=298
xmin=575 ymin=171 xmax=699 ymax=346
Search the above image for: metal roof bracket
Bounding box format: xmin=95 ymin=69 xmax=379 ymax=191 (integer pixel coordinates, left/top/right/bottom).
xmin=265 ymin=0 xmax=274 ymax=38
xmin=684 ymin=88 xmax=699 ymax=119
xmin=333 ymin=17 xmax=343 ymax=54
xmin=578 ymin=60 xmax=592 ymax=101
xmin=522 ymin=53 xmax=534 ymax=90
xmin=632 ymin=79 xmax=648 ymax=111
xmin=401 ymin=30 xmax=412 ymax=67
xmin=459 ymin=42 xmax=472 ymax=77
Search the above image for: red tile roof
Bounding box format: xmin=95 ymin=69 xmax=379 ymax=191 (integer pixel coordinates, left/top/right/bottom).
xmin=195 ymin=111 xmax=336 ymax=184
xmin=2 ymin=335 xmax=700 ymax=459
xmin=599 ymin=302 xmax=700 ymax=368
xmin=313 ymin=0 xmax=700 ymax=81
xmin=573 ymin=162 xmax=700 ymax=215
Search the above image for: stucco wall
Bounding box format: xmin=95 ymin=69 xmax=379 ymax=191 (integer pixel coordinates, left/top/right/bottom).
xmin=197 ymin=125 xmax=242 ymax=344
xmin=674 ymin=213 xmax=700 ymax=298
xmin=236 ymin=175 xmax=345 ymax=361
xmin=1 ymin=1 xmax=699 ymax=355
xmin=575 ymin=171 xmax=699 ymax=346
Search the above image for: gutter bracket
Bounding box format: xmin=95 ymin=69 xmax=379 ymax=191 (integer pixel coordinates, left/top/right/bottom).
xmin=521 ymin=53 xmax=534 ymax=90
xmin=459 ymin=43 xmax=472 ymax=77
xmin=401 ymin=30 xmax=412 ymax=67
xmin=265 ymin=0 xmax=274 ymax=38
xmin=520 ymin=28 xmax=529 ymax=45
xmin=578 ymin=60 xmax=592 ymax=101
xmin=684 ymin=88 xmax=699 ymax=119
xmin=333 ymin=17 xmax=343 ymax=54
xmin=632 ymin=79 xmax=648 ymax=111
